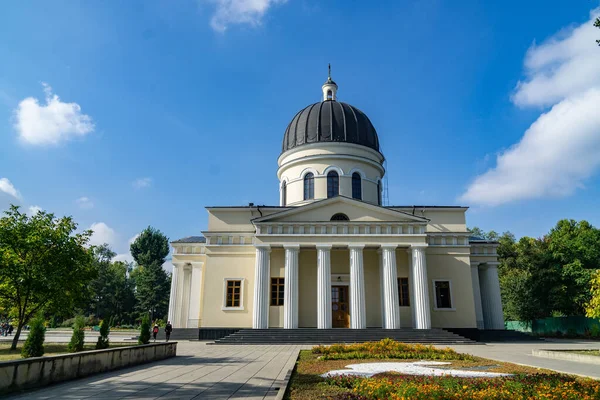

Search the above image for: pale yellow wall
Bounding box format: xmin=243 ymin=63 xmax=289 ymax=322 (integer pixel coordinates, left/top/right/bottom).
xmin=269 ymin=249 xmax=285 ymax=328
xmin=200 ymin=251 xmax=255 ymax=328
xmin=389 ymin=209 xmax=469 ymax=233
xmin=207 ymin=208 xmax=282 ymax=232
xmin=426 ymin=248 xmax=477 ymax=328
xmin=298 ymin=250 xmax=318 ymax=327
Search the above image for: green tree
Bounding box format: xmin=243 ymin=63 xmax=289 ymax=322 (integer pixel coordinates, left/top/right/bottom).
xmin=68 ymin=315 xmax=86 ymax=352
xmin=586 ymin=270 xmax=600 ymax=319
xmin=130 ymin=227 xmax=171 ymax=321
xmin=96 ymin=318 xmax=110 ymax=349
xmin=138 ymin=313 xmax=151 ymax=345
xmin=0 ymin=205 xmax=96 ymax=350
xmin=21 ymin=314 xmax=46 ymax=358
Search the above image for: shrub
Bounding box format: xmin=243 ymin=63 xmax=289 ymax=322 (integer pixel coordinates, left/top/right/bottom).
xmin=95 ymin=319 xmax=110 ymax=349
xmin=591 ymin=324 xmax=600 ymax=338
xmin=138 ymin=314 xmax=151 ymax=345
xmin=68 ymin=316 xmax=86 ymax=352
xmin=60 ymin=317 xmax=76 ymax=328
xmin=21 ymin=314 xmax=46 ymax=358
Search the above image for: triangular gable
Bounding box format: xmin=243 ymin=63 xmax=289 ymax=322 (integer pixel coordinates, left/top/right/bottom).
xmin=253 ymin=196 xmax=429 ymax=224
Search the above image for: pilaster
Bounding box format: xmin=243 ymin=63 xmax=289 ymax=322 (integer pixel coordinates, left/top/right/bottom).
xmin=470 ymin=261 xmax=485 ymax=329
xmin=479 ymin=262 xmax=505 ymax=329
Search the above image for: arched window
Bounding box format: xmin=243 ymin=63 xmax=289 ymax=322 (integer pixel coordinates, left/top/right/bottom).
xmin=377 ymin=180 xmax=382 ymax=205
xmin=304 ymin=173 xmax=314 ymax=200
xmin=281 ymin=181 xmax=287 ymax=206
xmin=330 ymin=213 xmax=349 ymax=221
xmin=327 ymin=171 xmax=339 ymax=198
xmin=327 ymin=90 xmax=333 ymax=100
xmin=352 ymin=172 xmax=362 ymax=200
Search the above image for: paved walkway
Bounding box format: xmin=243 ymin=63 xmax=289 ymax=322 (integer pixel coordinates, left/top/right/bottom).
xmin=7 ymin=342 xmax=302 ymax=400
xmin=449 ymin=340 xmax=600 ymax=379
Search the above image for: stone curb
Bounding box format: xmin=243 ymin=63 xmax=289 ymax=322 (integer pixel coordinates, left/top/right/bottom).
xmin=274 ymin=348 xmax=301 ymax=400
xmin=532 ymin=349 xmax=600 ymax=365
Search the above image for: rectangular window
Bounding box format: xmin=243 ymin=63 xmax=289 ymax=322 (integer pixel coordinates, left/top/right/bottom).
xmin=434 ymin=280 xmax=452 ymax=309
xmin=271 ymin=277 xmax=285 ymax=306
xmin=225 ymin=280 xmax=242 ymax=308
xmin=398 ymin=277 xmax=410 ymax=306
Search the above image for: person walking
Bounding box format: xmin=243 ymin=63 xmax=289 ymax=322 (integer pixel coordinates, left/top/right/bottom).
xmin=152 ymin=324 xmax=159 ymax=342
xmin=165 ymin=321 xmax=173 ymax=342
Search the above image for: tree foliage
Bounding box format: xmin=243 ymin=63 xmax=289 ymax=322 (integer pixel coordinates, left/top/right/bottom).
xmin=68 ymin=315 xmax=86 ymax=352
xmin=586 ymin=270 xmax=600 ymax=319
xmin=131 ymin=227 xmax=171 ymax=321
xmin=0 ymin=205 xmax=96 ymax=350
xmin=87 ymin=245 xmax=137 ymax=322
xmin=596 ymin=17 xmax=600 ymax=46
xmin=473 ymin=219 xmax=600 ymax=323
xmin=21 ymin=314 xmax=45 ymax=358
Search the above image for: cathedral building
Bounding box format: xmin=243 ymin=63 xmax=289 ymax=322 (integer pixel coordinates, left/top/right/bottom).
xmin=168 ymin=71 xmax=504 ymax=332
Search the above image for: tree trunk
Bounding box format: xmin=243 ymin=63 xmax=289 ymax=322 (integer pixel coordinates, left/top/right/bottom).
xmin=11 ymin=323 xmax=23 ymax=350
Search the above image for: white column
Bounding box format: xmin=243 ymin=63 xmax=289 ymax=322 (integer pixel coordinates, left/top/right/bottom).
xmin=252 ymin=245 xmax=271 ymax=329
xmin=470 ymin=262 xmax=485 ymax=330
xmin=411 ymin=245 xmax=431 ymax=329
xmin=381 ymin=245 xmax=400 ymax=329
xmin=349 ymin=245 xmax=366 ymax=329
xmin=407 ymin=249 xmax=416 ymax=328
xmin=479 ymin=262 xmax=505 ymax=329
xmin=284 ymin=245 xmax=300 ymax=329
xmin=167 ymin=263 xmax=180 ymax=326
xmin=187 ymin=262 xmax=203 ymax=328
xmin=378 ymin=249 xmax=386 ymax=328
xmin=317 ymin=245 xmax=332 ymax=329
xmin=175 ymin=263 xmax=186 ymax=327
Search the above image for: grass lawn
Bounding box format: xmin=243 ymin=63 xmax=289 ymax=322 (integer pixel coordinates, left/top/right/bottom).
xmin=0 ymin=342 xmax=131 ymax=361
xmin=570 ymin=350 xmax=600 ymax=357
xmin=285 ymin=339 xmax=600 ymax=399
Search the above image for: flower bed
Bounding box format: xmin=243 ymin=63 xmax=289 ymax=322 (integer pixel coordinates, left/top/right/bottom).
xmin=285 ymin=340 xmax=600 ymax=400
xmin=324 ymin=374 xmax=600 ymax=400
xmin=312 ymin=338 xmax=473 ymax=361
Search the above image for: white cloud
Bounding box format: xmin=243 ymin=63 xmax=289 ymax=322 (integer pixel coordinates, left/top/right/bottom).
xmin=460 ymin=10 xmax=600 ymax=206
xmin=14 ymin=83 xmax=94 ymax=145
xmin=133 ymin=177 xmax=152 ymax=189
xmin=128 ymin=233 xmax=140 ymax=245
xmin=89 ymin=222 xmax=117 ymax=247
xmin=76 ymin=196 xmax=94 ymax=209
xmin=113 ymin=252 xmax=134 ymax=264
xmin=28 ymin=205 xmax=42 ymax=215
xmin=0 ymin=178 xmax=21 ymax=200
xmin=162 ymin=260 xmax=174 ymax=273
xmin=206 ymin=0 xmax=287 ymax=32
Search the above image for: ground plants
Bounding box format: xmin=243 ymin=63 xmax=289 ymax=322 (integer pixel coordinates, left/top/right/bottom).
xmin=21 ymin=314 xmax=45 ymax=358
xmin=95 ymin=318 xmax=110 ymax=349
xmin=312 ymin=339 xmax=473 ymax=361
xmin=67 ymin=316 xmax=86 ymax=352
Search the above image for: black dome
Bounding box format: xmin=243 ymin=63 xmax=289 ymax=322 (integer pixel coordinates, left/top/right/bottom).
xmin=282 ymin=101 xmax=380 ymax=154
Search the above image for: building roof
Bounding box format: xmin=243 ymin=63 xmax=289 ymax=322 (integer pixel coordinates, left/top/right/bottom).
xmin=468 ymin=235 xmax=499 ymax=244
xmin=282 ymin=101 xmax=380 ymax=155
xmin=171 ymin=236 xmax=206 ymax=244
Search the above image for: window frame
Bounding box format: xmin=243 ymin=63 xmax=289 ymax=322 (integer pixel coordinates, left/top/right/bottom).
xmin=304 ymin=173 xmax=314 ymax=200
xmin=222 ymin=278 xmax=245 ymax=310
xmin=281 ymin=180 xmax=287 ymax=206
xmin=432 ymin=279 xmax=455 ymax=311
xmin=351 ymin=172 xmax=362 ymax=200
xmin=377 ymin=180 xmax=382 ymax=205
xmin=327 ymin=171 xmax=339 ymax=198
xmin=270 ymin=277 xmax=285 ymax=306
xmin=397 ymin=277 xmax=410 ymax=307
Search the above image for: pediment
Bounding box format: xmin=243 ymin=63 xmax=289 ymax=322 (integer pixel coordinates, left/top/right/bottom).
xmin=253 ymin=196 xmax=428 ymax=224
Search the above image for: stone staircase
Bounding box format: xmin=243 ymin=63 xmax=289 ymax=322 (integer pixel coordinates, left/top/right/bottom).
xmin=212 ymin=328 xmax=475 ymax=345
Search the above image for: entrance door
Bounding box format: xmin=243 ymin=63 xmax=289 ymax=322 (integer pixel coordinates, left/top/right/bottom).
xmin=331 ymin=286 xmax=350 ymax=328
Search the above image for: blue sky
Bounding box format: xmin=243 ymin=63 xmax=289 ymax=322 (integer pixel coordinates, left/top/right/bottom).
xmin=1 ymin=1 xmax=600 ymax=264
